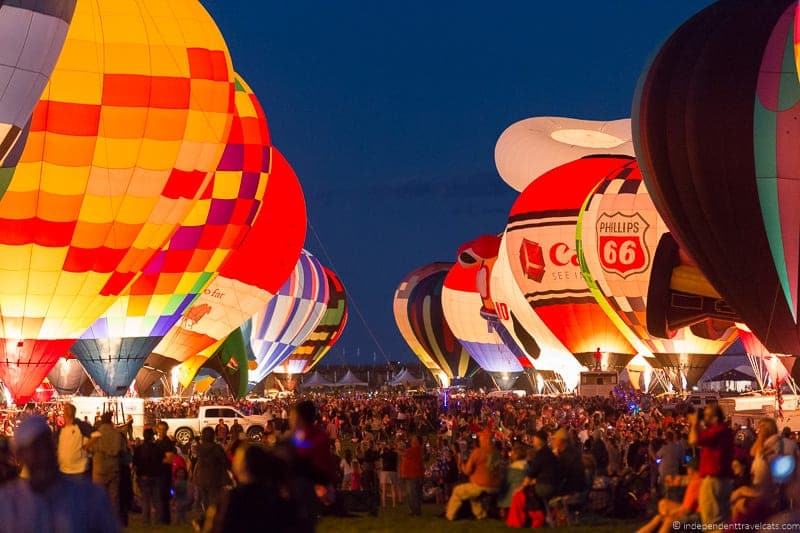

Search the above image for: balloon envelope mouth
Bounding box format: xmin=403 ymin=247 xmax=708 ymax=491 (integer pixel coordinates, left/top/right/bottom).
xmin=549 ymin=128 xmax=627 ymax=149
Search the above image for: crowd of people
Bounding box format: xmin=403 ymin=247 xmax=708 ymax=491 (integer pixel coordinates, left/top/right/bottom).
xmin=0 ymin=387 xmax=798 ymax=531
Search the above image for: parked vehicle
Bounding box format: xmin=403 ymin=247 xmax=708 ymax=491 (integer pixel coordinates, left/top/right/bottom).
xmin=160 ymin=405 xmax=267 ymax=445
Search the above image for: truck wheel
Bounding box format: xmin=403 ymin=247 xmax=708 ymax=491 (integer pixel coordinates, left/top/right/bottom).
xmin=175 ymin=427 xmax=194 ymax=446
xmin=246 ymin=426 xmax=264 ymax=441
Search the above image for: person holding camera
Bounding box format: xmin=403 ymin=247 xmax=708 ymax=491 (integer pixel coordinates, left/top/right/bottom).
xmin=688 ymin=405 xmax=734 ymax=526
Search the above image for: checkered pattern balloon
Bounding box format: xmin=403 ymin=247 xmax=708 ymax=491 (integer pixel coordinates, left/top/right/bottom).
xmin=72 ymin=73 xmax=269 ymax=395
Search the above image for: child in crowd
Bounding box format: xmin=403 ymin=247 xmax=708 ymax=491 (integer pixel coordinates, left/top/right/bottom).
xmin=499 ymin=444 xmax=529 ymax=518
xmin=172 ymin=467 xmax=192 ymax=525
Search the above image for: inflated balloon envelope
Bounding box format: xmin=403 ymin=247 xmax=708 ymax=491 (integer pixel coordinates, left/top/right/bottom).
xmin=495 ymin=117 xmax=634 ymax=192
xmin=441 ymin=237 xmax=527 ymax=390
xmin=275 ymin=267 xmax=349 ymax=375
xmin=634 ymin=0 xmax=800 ymax=374
xmin=0 ymin=0 xmax=236 ymax=403
xmin=393 ymin=262 xmax=476 ymax=387
xmin=578 ymin=158 xmax=741 ymax=388
xmin=504 ymin=156 xmax=639 ymax=372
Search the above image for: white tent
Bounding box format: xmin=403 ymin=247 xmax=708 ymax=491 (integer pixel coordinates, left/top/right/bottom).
xmin=389 ymin=368 xmax=424 ymax=387
xmin=334 ymin=369 xmax=368 ymax=387
xmin=301 ymin=371 xmax=335 ymax=389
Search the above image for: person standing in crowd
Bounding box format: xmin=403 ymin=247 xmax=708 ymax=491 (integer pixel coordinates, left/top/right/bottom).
xmin=205 ymin=443 xmax=299 ymax=533
xmin=498 ymin=443 xmax=528 ymax=517
xmin=340 ymin=449 xmax=354 ymax=490
xmin=656 ymin=430 xmax=683 ymax=496
xmin=0 ymin=436 xmax=17 ymax=484
xmin=89 ymin=411 xmax=123 ymax=520
xmin=133 ymin=428 xmax=165 ymax=525
xmin=194 ymin=426 xmax=230 ymax=515
xmin=0 ymin=415 xmax=119 ymax=532
xmin=689 ymin=405 xmax=734 ymax=526
xmin=445 ymin=429 xmax=502 ymax=520
xmin=287 ymin=400 xmax=337 ymax=529
xmin=379 ymin=442 xmax=399 ymax=507
xmin=57 ymin=403 xmax=89 ymax=478
xmin=155 ymin=420 xmax=177 ymax=524
xmin=215 ymin=418 xmax=229 ymax=444
xmin=400 ymin=434 xmax=425 ymax=516
xmin=230 ymin=418 xmax=243 ymax=441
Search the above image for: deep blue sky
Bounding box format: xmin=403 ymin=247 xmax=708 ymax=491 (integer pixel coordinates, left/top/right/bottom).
xmin=202 ymin=1 xmax=714 ymax=365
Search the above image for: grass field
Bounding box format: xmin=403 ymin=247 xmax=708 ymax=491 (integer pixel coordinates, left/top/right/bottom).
xmin=126 ymin=504 xmax=643 ymax=532
xmin=316 ymin=505 xmax=642 ymax=533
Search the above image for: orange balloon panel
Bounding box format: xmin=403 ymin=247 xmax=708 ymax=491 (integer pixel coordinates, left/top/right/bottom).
xmin=0 ymin=0 xmax=235 ymax=402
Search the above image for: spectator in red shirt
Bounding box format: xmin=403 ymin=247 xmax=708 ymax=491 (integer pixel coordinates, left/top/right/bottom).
xmin=399 ymin=435 xmax=424 ymax=516
xmin=689 ymin=405 xmax=733 ymax=526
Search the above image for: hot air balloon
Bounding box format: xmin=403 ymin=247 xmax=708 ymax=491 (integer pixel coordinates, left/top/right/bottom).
xmin=249 ymin=250 xmax=330 ymax=384
xmin=442 ymin=239 xmax=527 ymax=390
xmin=489 ymin=233 xmax=582 ymax=391
xmin=393 ymin=263 xmax=476 ymax=387
xmin=194 ymin=328 xmax=252 ymax=398
xmin=577 ymin=159 xmax=739 ymax=389
xmin=47 ymin=356 xmax=92 ymax=396
xmin=275 ymin=267 xmax=348 ymax=375
xmin=495 ymin=117 xmax=634 ymax=192
xmin=634 ymin=0 xmax=800 ymax=369
xmin=737 ymin=324 xmax=795 ymax=391
xmin=504 ymin=156 xmax=638 ymax=373
xmin=151 ymin=147 xmax=306 ymax=384
xmin=72 ymin=73 xmax=269 ymax=395
xmin=0 ymin=0 xmax=236 ymax=403
xmin=0 ymin=0 xmax=76 ymax=195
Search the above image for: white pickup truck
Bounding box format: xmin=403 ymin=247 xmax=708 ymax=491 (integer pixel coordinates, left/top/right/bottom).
xmin=160 ymin=405 xmax=268 ymax=446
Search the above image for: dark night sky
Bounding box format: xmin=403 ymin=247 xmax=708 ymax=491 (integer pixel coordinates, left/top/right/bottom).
xmin=202 ymin=1 xmax=714 ymax=365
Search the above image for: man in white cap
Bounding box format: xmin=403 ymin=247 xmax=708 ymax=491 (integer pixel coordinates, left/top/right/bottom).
xmin=0 ymin=415 xmax=119 ymax=532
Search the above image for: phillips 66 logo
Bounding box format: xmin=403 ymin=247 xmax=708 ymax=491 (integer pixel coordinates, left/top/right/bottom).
xmin=595 ymin=212 xmax=650 ymax=278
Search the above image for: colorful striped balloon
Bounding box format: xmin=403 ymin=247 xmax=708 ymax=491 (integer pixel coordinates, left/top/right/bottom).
xmin=393 ymin=263 xmax=476 ymax=387
xmin=0 ymin=0 xmax=236 ymax=403
xmin=249 ymin=250 xmax=329 ymax=384
xmin=275 ymin=266 xmax=348 ymax=375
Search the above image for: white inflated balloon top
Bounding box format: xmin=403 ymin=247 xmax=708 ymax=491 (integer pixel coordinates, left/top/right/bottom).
xmin=494 ymin=117 xmax=634 ymax=192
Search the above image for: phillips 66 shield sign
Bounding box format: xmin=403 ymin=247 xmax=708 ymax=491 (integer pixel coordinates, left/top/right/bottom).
xmin=596 ymin=212 xmax=649 ymax=277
